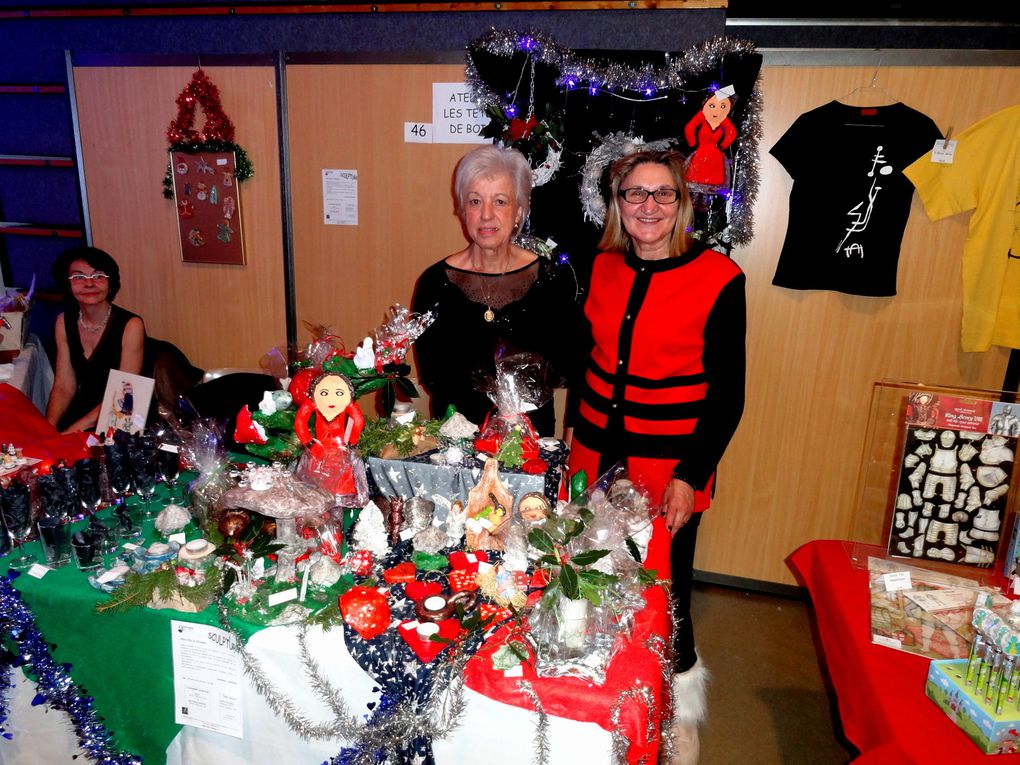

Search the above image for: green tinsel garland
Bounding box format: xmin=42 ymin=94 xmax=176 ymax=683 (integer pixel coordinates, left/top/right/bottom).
xmin=162 ymin=140 xmax=254 ymax=199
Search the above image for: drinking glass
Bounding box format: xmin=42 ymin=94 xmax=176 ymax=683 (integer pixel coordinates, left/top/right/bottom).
xmin=128 ymin=434 xmax=159 ymax=519
xmin=75 ymin=458 xmax=103 ymax=517
xmin=37 ymin=513 xmax=71 ymax=568
xmin=156 ymin=444 xmax=182 ymax=504
xmin=53 ymin=463 xmax=81 ymax=521
xmin=1 ymin=481 xmax=36 ymax=569
xmin=104 ymin=441 xmax=133 ymax=503
xmin=36 ymin=472 xmax=72 ymax=524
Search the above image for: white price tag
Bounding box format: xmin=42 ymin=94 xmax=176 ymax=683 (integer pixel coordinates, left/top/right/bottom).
xmin=158 ymin=443 xmax=180 ymax=453
xmin=872 ymin=633 xmax=903 ymax=650
xmin=503 ymin=664 xmax=524 ymax=678
xmin=168 ymin=532 xmax=187 ymax=546
xmin=400 ymin=528 xmax=416 ymax=541
xmin=882 ymin=571 xmax=912 ymax=592
xmin=267 ymin=588 xmax=298 ymax=607
xmin=27 ymin=563 xmax=50 ymax=579
xmin=404 ymin=122 xmax=433 ymax=144
xmin=122 ymin=542 xmax=140 ymax=551
xmin=930 ymin=139 xmax=957 ymax=164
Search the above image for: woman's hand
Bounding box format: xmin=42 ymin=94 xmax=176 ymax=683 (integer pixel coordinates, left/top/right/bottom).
xmin=661 ymin=478 xmax=695 ymax=538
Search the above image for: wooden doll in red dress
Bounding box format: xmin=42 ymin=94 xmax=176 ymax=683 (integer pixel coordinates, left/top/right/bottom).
xmin=683 ymin=86 xmax=738 ymax=187
xmin=294 ymin=372 xmax=366 ymax=499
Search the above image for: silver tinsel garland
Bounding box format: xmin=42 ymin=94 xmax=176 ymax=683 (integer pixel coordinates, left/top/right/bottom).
xmin=466 ymin=29 xmax=763 ymax=247
xmin=467 ymin=29 xmax=758 ymax=107
xmin=645 ymin=633 xmax=676 ymax=765
xmin=216 ymin=601 xmax=474 ymax=763
xmin=516 ymin=679 xmax=550 ymax=765
xmin=609 ymin=685 xmax=658 ymax=765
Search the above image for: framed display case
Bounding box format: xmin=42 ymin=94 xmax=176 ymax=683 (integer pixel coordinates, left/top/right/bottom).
xmin=852 ymin=381 xmax=1020 ymax=580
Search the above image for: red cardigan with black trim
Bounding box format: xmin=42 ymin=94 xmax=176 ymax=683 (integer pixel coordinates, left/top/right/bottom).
xmin=573 ymin=243 xmax=746 ymax=492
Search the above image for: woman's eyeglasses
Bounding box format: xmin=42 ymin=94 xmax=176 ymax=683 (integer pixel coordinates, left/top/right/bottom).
xmin=68 ymin=272 xmax=109 ymax=282
xmin=618 ymin=187 xmax=680 ymax=205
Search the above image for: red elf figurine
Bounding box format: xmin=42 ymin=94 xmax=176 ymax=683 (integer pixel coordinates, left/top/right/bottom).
xmin=294 ymin=371 xmax=368 ymax=505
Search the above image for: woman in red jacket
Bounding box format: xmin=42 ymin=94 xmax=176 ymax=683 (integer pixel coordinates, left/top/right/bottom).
xmin=569 ymin=149 xmax=745 ymax=765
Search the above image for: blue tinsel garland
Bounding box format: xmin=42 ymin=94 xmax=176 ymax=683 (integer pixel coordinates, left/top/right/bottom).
xmin=0 ymin=571 xmax=142 ymax=764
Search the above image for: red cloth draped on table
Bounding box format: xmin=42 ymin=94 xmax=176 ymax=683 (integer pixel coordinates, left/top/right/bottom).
xmin=0 ymin=384 xmax=90 ymax=466
xmin=464 ymin=516 xmax=673 ymax=765
xmin=788 ymin=539 xmax=1020 ymax=765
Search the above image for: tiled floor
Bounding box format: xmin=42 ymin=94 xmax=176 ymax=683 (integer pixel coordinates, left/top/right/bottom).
xmin=692 ymin=583 xmax=857 ymax=764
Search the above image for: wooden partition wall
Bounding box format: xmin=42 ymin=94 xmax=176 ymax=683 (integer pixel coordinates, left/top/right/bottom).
xmin=75 ymin=60 xmax=1018 ymax=585
xmin=72 ymin=65 xmax=286 ymax=370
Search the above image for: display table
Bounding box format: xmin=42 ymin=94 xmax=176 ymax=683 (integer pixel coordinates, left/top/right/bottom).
xmin=0 ymin=530 xmax=664 ymax=765
xmin=788 ymin=540 xmax=1020 ymax=764
xmin=1 ymin=419 xmax=668 ymax=764
xmin=0 ymin=569 xmax=612 ymax=765
xmin=0 ymin=335 xmax=53 ymax=413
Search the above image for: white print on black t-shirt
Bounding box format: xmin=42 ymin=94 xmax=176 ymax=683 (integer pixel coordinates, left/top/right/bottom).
xmin=836 ymin=145 xmax=895 ymax=258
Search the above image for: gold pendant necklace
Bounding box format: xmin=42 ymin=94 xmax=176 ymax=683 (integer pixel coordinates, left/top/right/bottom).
xmin=475 ymin=253 xmax=511 ymax=323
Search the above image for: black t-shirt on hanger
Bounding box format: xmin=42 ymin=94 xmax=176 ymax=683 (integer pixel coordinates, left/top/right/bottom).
xmin=771 ymin=101 xmax=942 ymax=297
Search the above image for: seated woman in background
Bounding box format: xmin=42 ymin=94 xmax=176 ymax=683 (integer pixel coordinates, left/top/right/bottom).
xmin=45 ymin=246 xmax=145 ymax=433
xmin=411 ymin=145 xmax=578 ymax=435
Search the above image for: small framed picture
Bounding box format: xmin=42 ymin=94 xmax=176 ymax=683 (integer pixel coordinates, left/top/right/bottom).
xmin=95 ymin=370 xmax=155 ymax=436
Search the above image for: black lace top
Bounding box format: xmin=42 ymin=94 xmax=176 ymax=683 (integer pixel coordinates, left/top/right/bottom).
xmin=411 ymin=256 xmax=581 ymax=435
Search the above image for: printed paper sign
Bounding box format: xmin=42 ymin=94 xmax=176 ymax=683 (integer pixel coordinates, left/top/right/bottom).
xmin=323 ymin=169 xmax=358 ymax=226
xmin=171 ymin=620 xmax=243 ymax=738
xmin=432 ymin=83 xmax=489 ymax=145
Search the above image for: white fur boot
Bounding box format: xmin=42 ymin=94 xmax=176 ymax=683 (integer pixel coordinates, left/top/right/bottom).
xmin=669 ymin=658 xmax=708 ymax=765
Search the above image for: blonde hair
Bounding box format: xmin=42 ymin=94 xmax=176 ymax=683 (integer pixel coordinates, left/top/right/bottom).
xmin=598 ymin=149 xmax=693 ymax=258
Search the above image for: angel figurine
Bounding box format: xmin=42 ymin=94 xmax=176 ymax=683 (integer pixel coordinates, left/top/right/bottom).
xmin=294 ymin=372 xmax=369 ymax=505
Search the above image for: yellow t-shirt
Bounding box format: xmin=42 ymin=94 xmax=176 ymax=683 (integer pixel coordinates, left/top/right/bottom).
xmin=904 ymin=103 xmax=1020 ymax=352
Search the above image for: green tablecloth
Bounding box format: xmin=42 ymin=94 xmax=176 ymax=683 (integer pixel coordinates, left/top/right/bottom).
xmin=3 ymin=492 xmax=263 ymax=764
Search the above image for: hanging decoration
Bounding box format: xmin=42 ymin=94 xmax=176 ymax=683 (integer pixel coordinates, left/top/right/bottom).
xmin=467 ymin=30 xmax=763 ymax=255
xmin=163 ymin=70 xmax=250 ymax=264
xmin=0 ymin=572 xmax=141 ymax=764
xmin=479 ymin=51 xmax=564 ymax=187
xmin=161 ymin=69 xmax=253 ymax=199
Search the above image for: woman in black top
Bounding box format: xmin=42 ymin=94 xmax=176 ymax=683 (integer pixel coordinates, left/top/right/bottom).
xmin=411 ymin=145 xmax=577 ymax=435
xmin=45 ymin=247 xmax=145 ymax=433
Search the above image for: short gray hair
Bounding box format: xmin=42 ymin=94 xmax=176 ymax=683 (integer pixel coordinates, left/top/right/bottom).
xmin=453 ymin=145 xmax=532 ymax=223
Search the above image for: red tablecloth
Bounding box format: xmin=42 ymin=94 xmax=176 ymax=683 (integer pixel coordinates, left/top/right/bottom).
xmin=788 ymin=540 xmax=1020 ymax=764
xmin=464 ymin=515 xmax=674 ymax=765
xmin=0 ymin=383 xmax=89 ymax=466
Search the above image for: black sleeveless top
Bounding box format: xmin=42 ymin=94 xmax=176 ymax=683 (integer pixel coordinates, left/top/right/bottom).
xmin=59 ymin=304 xmax=141 ymax=431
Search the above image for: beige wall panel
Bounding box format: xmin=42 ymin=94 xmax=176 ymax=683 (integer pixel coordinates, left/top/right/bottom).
xmin=287 ymin=64 xmax=472 ymax=354
xmin=697 ymin=66 xmax=1017 ymax=585
xmin=75 ymin=60 xmax=1019 ymax=585
xmin=73 ymin=66 xmax=286 ymax=370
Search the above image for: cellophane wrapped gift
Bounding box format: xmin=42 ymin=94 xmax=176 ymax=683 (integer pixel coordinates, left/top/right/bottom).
xmin=475 ymin=352 xmax=550 ymax=459
xmin=181 ymin=419 xmax=234 ymax=528
xmin=371 ymin=303 xmax=434 ymax=370
xmin=530 ymin=466 xmax=655 ymax=684
xmin=295 ymin=436 xmax=369 ymax=508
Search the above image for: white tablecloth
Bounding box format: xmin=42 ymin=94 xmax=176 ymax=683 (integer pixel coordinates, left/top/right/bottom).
xmin=0 ymin=335 xmax=53 ymax=412
xmin=1 ymin=624 xmax=611 ymax=765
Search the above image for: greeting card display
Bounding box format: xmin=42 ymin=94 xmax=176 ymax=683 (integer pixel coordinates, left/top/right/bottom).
xmin=171 ymin=150 xmax=244 ymax=265
xmin=95 ymin=370 xmax=155 ymax=435
xmin=888 ymin=393 xmax=1018 ymax=570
